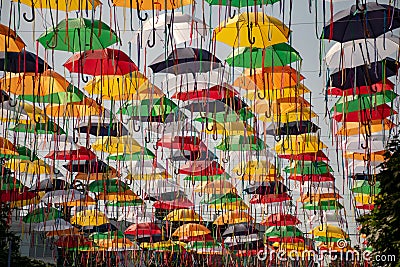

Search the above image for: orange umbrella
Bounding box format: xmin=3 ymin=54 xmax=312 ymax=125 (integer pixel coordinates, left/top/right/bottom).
xmin=0 ymin=137 xmax=18 ymax=156
xmin=45 ymin=98 xmax=103 ymax=117
xmin=298 ymin=193 xmax=342 ymax=202
xmin=213 ymin=210 xmax=253 ymax=226
xmin=336 ymin=119 xmax=396 ymax=136
xmin=0 ymin=24 xmax=25 ymax=52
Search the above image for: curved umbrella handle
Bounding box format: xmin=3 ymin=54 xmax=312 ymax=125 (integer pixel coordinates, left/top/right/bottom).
xmin=23 ymin=1 xmax=35 ymax=22
xmin=147 ymin=28 xmax=156 ymax=48
xmin=8 ymin=99 xmax=18 ymax=107
xmin=228 ymin=5 xmax=236 ymax=19
xmin=144 ymin=130 xmax=151 ymax=143
xmin=153 ymin=144 xmax=158 ymax=150
xmin=95 ymin=97 xmax=102 ymax=105
xmin=133 ymin=122 xmax=141 ymax=132
xmin=135 ymin=0 xmax=148 ymax=21
xmin=247 ymin=22 xmax=256 ymax=45
xmin=46 ymin=32 xmax=59 ymax=49
xmin=72 ymin=130 xmax=79 ymax=144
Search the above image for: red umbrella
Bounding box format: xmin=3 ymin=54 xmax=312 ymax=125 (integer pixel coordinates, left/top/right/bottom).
xmin=180 ymin=234 xmax=214 ymax=242
xmin=261 ymin=214 xmax=301 ymax=226
xmin=0 ymin=190 xmax=37 ymax=202
xmin=249 ymin=193 xmax=291 ymax=204
xmin=328 ymin=80 xmax=394 ymax=96
xmin=63 ymin=48 xmax=138 ymax=76
xmin=278 ymin=150 xmax=329 ymax=161
xmin=124 ymin=222 xmax=162 ymax=236
xmin=171 ymin=84 xmax=238 ymax=101
xmin=153 ymin=197 xmax=194 ymax=210
xmin=178 ymin=161 xmax=225 ymax=176
xmin=289 ymin=173 xmax=335 ymax=182
xmin=157 ymin=136 xmax=207 ymax=152
xmin=356 ymin=204 xmax=374 ymax=210
xmin=45 ymin=146 xmax=97 ymax=161
xmin=266 ymin=237 xmax=305 ymax=243
xmin=55 ymin=235 xmax=91 ymax=248
xmin=333 ymin=104 xmax=397 ymax=122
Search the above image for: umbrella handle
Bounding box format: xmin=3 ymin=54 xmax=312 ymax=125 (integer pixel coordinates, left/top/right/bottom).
xmin=153 ymin=144 xmax=158 ymax=150
xmin=222 ymin=153 xmax=230 ymax=163
xmin=363 ymin=152 xmax=370 ymax=162
xmin=72 ymin=130 xmax=79 ymax=144
xmin=247 ymin=22 xmax=256 ymax=45
xmin=133 ymin=122 xmax=141 ymax=132
xmin=81 ymin=74 xmax=89 ymax=83
xmin=228 ymin=5 xmax=236 ymax=19
xmin=23 ymin=1 xmax=35 ymax=22
xmin=95 ymin=97 xmax=102 ymax=105
xmin=274 ymin=134 xmax=281 ymax=142
xmin=174 ymin=168 xmax=179 ymax=175
xmin=134 ymin=0 xmax=148 ymax=21
xmin=46 ymin=32 xmax=59 ymax=49
xmin=361 ymin=140 xmax=368 ymax=149
xmin=147 ymin=28 xmax=156 ymax=48
xmin=8 ymin=99 xmax=18 ymax=107
xmin=144 ymin=130 xmax=151 ymax=143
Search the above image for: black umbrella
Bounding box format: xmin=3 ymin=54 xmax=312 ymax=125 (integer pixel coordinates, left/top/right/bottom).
xmin=149 ymin=47 xmax=222 ymax=75
xmin=29 ymin=178 xmax=70 ymax=192
xmin=0 ymin=91 xmax=9 ymax=103
xmin=265 ymin=121 xmax=320 ymax=136
xmin=170 ymin=149 xmax=217 ymax=162
xmin=63 ymin=160 xmax=115 ymax=174
xmin=0 ymin=50 xmax=50 ymax=73
xmin=76 ymin=121 xmax=129 ymax=137
xmin=222 ymin=223 xmax=258 ymax=237
xmin=322 ymin=2 xmax=400 ymax=43
xmin=244 ymin=181 xmax=289 ymax=195
xmin=330 ymin=58 xmax=398 ymax=90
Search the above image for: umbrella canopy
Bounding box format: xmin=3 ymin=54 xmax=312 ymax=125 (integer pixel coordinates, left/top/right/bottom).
xmin=352 ymin=180 xmax=380 ymax=194
xmin=88 ymin=179 xmax=130 ymax=193
xmin=206 ymin=0 xmax=279 ymax=7
xmin=29 ymin=179 xmax=70 ymax=192
xmin=149 ymin=47 xmax=222 ymax=75
xmin=214 ymin=12 xmax=290 ymax=48
xmin=71 ymin=210 xmax=110 ymax=227
xmin=216 ymin=135 xmax=265 ymax=151
xmin=76 ymin=121 xmax=129 ymax=137
xmin=0 ymin=50 xmax=50 ymax=73
xmin=226 ymin=43 xmax=301 ymax=68
xmin=23 ymin=207 xmax=63 ymax=223
xmin=275 ymin=134 xmax=327 ymax=155
xmin=64 ymin=48 xmax=138 ymax=76
xmin=124 ymin=222 xmax=162 ymax=236
xmin=244 ymin=181 xmax=288 ymax=195
xmin=328 ymin=80 xmax=394 ymax=96
xmin=336 ymin=119 xmax=396 ymax=136
xmin=92 ymin=136 xmax=142 ymax=154
xmin=302 ymin=200 xmax=344 ymax=211
xmin=164 ymin=209 xmax=203 ymax=222
xmin=265 ymin=226 xmax=304 ymax=239
xmin=222 ymin=223 xmax=258 ymax=237
xmin=214 ymin=211 xmax=254 ymax=225
xmin=322 ymin=3 xmax=400 ymax=42
xmin=112 ymin=0 xmax=193 ymax=9
xmin=14 ymin=0 xmax=101 ymax=11
xmin=38 ymin=18 xmax=119 ymax=52
xmin=45 ymin=146 xmax=97 ymax=161
xmin=265 ymin=121 xmax=320 ymax=136
xmin=333 ymin=103 xmax=397 ymax=122
xmin=41 ymin=189 xmax=86 ymax=204
xmin=310 ymin=224 xmax=348 ymax=241
xmin=0 ymin=24 xmax=25 ymax=52
xmin=172 ymin=223 xmax=211 ymax=239
xmin=284 ymin=161 xmax=333 ymax=175
xmin=261 ymin=214 xmax=301 ymax=226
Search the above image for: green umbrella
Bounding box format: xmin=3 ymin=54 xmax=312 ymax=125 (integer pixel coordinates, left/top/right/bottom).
xmin=302 ymin=200 xmax=344 ymax=211
xmin=88 ymin=179 xmax=130 ymax=193
xmin=90 ymin=231 xmax=125 ymax=241
xmin=351 ymin=180 xmax=381 ymax=194
xmin=265 ymin=226 xmax=303 ymax=238
xmin=216 ymin=135 xmax=265 ymax=151
xmin=10 ymin=121 xmax=66 ymax=135
xmin=183 ymin=173 xmax=230 ymax=182
xmin=1 ymin=176 xmax=24 ymax=190
xmin=185 ymin=241 xmax=220 ymax=251
xmin=107 ymin=148 xmax=155 ymax=161
xmin=23 ymin=207 xmax=63 ymax=223
xmin=118 ymin=97 xmax=177 ymax=122
xmin=38 ymin=18 xmax=119 ymax=52
xmin=18 ymin=85 xmax=84 ymax=104
xmin=105 ymin=199 xmax=144 ymax=207
xmin=284 ymin=161 xmax=333 ymax=175
xmin=194 ymin=108 xmax=254 ymax=124
xmin=205 ymin=0 xmax=280 ymax=8
xmin=0 ymin=146 xmax=39 ymax=161
xmin=226 ymin=44 xmax=302 ymax=68
xmin=332 ymin=91 xmax=398 ymax=113
xmin=313 ymin=236 xmax=350 ymax=242
xmin=201 ymin=192 xmax=242 ymax=205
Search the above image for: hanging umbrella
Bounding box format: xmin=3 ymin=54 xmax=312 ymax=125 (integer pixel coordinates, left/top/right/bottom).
xmin=88 ymin=179 xmax=130 ymax=193
xmin=249 ymin=193 xmax=291 ymax=204
xmin=289 ymin=173 xmax=335 ymax=182
xmin=63 ymin=160 xmax=118 ymax=177
xmin=244 ymin=84 xmax=310 ymax=101
xmin=329 ymin=58 xmax=398 ymax=90
xmin=124 ymin=222 xmax=162 ymax=236
xmin=29 ymin=179 xmax=70 ymax=192
xmin=244 ymin=181 xmax=289 ymax=195
xmin=260 ymin=214 xmax=300 ymax=226
xmin=322 ymin=2 xmax=400 ymax=42
xmin=10 ymin=120 xmax=66 ymax=135
xmin=5 ymin=159 xmax=53 ymax=175
xmin=139 ymin=12 xmax=207 ymax=46
xmin=278 ymin=150 xmax=329 ymax=161
xmin=213 ymin=211 xmax=253 ymax=226
xmin=45 ymin=146 xmax=97 ymax=161
xmin=41 ymin=189 xmax=86 ymax=204
xmin=206 ymin=0 xmax=279 ymax=7
xmin=324 ymin=34 xmax=399 ymax=69
xmin=0 ymin=50 xmax=50 ymax=73
xmin=172 ymin=223 xmax=211 ymax=239
xmin=0 ymin=137 xmax=18 ymax=156
xmin=274 ymin=134 xmax=327 ymax=155
xmin=14 ymin=0 xmax=101 ymax=11
xmin=352 ymin=180 xmax=381 ymax=194
xmin=149 ymin=47 xmax=222 ymax=75
xmin=284 ymin=161 xmax=333 ymax=175
xmin=302 ymin=200 xmax=344 ymax=211
xmin=71 ymin=210 xmax=110 ymax=227
xmin=23 ymin=207 xmax=63 ymax=223
xmin=214 ymin=12 xmax=289 ymax=48
xmin=178 ymin=160 xmax=225 ymax=176
xmin=333 ymin=103 xmax=397 ymax=122
xmin=108 ymin=148 xmax=154 ymax=161
xmin=226 ymin=43 xmax=301 ymax=68
xmin=216 ymin=135 xmax=265 ymax=151
xmin=0 ymin=24 xmax=25 ymax=52
xmin=153 ymin=197 xmax=194 ymax=210
xmin=38 ymin=18 xmax=119 ymax=52
xmin=265 ymin=121 xmax=320 ymax=136
xmin=45 ymin=98 xmax=103 ymax=118
xmin=265 ymin=226 xmax=304 ymax=241
xmin=112 ymin=0 xmax=192 ymax=10
xmin=92 ymin=136 xmax=142 ymax=154
xmin=336 ymin=119 xmax=396 ymax=136
xmin=310 ymin=224 xmax=349 ymax=241
xmin=172 ymin=84 xmax=238 ymax=101
xmin=64 ymin=48 xmax=138 ymax=76
xmin=76 ymin=121 xmax=129 ymax=137
xmin=164 ymin=209 xmax=203 ymax=222
xmin=328 ymin=79 xmax=394 ymax=96
xmin=259 ymin=108 xmax=318 ymax=123
xmin=195 ymin=180 xmax=236 ymax=195
xmin=222 ymin=223 xmax=258 ymax=237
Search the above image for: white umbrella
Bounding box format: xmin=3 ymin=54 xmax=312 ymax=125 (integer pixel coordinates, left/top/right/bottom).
xmin=41 ymin=189 xmax=85 ymax=204
xmin=137 ymin=12 xmax=208 ymax=46
xmin=33 ymin=218 xmax=74 ymax=232
xmin=117 ymin=209 xmax=153 ymax=224
xmin=324 ymin=33 xmax=399 ymax=69
xmin=161 ymin=69 xmax=229 ymax=90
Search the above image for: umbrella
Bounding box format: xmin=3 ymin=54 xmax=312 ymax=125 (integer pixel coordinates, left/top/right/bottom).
xmin=64 ymin=48 xmax=138 ymax=76
xmin=76 ymin=121 xmax=129 ymax=137
xmin=336 ymin=119 xmax=396 ymax=136
xmin=153 ymin=197 xmax=194 ymax=210
xmin=265 ymin=121 xmax=320 ymax=136
xmin=23 ymin=207 xmax=63 ymax=223
xmin=38 ymin=18 xmax=119 ymax=52
xmin=226 ymin=43 xmax=301 ymax=68
xmin=92 ymin=136 xmax=142 ymax=154
xmin=107 ymin=148 xmax=155 ymax=161
xmin=310 ymin=224 xmax=348 ymax=241
xmin=112 ymin=0 xmax=192 ymax=10
xmin=15 ymin=0 xmax=101 ymax=11
xmin=324 ymin=34 xmax=400 ymax=69
xmin=164 ymin=209 xmax=203 ymax=222
xmin=328 ymin=79 xmax=394 ymax=96
xmin=352 ymin=180 xmax=381 ymax=194
xmin=149 ymin=47 xmax=222 ymax=75
xmin=333 ymin=103 xmax=397 ymax=122
xmin=172 ymin=223 xmax=211 ymax=239
xmin=278 ymin=150 xmax=329 ymax=161
xmin=206 ymin=0 xmax=279 ymax=7
xmin=172 ymin=84 xmax=238 ymax=101
xmin=124 ymin=222 xmax=162 ymax=236
xmin=0 ymin=50 xmax=50 ymax=73
xmin=213 ymin=211 xmax=253 ymax=225
xmin=216 ymin=135 xmax=265 ymax=151
xmin=244 ymin=181 xmax=288 ymax=195
xmin=214 ymin=12 xmax=289 ymax=48
xmin=274 ymin=134 xmax=327 ymax=155
xmin=284 ymin=161 xmax=333 ymax=175
xmin=10 ymin=120 xmax=66 ymax=135
xmin=5 ymin=159 xmax=52 ymax=175
xmin=260 ymin=214 xmax=300 ymax=226
xmin=45 ymin=98 xmax=103 ymax=117
xmin=88 ymin=179 xmax=130 ymax=193
xmin=71 ymin=210 xmax=110 ymax=227
xmin=55 ymin=235 xmax=92 ymax=249
xmin=0 ymin=137 xmax=17 ymax=156
xmin=29 ymin=179 xmax=70 ymax=192
xmin=0 ymin=24 xmax=25 ymax=52
xmin=63 ymin=160 xmax=117 ymax=176
xmin=45 ymin=146 xmax=97 ymax=161
xmin=41 ymin=189 xmax=85 ymax=204
xmin=265 ymin=226 xmax=303 ymax=240
xmin=302 ymin=200 xmax=344 ymax=211
xmin=329 ymin=58 xmax=398 ymax=90
xmin=322 ymin=2 xmax=400 ymax=42
xmin=244 ymin=84 xmax=310 ymax=101
xmin=249 ymin=193 xmax=291 ymax=204
xmin=222 ymin=223 xmax=258 ymax=237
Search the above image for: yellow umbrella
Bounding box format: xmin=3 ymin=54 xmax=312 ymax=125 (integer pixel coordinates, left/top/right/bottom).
xmin=10 ymin=191 xmax=45 ymax=208
xmin=97 ymin=190 xmax=141 ymax=201
xmin=203 ymin=121 xmax=254 ymax=135
xmin=126 ymin=171 xmax=170 ymax=181
xmin=13 ymin=0 xmax=101 ymax=11
xmin=132 ymin=80 xmax=165 ymax=100
xmin=112 ymin=0 xmax=193 ymax=10
xmin=298 ymin=193 xmax=342 ymax=202
xmin=164 ymin=209 xmax=203 ymax=222
xmin=0 ymin=24 xmax=25 ymax=52
xmin=172 ymin=223 xmax=211 ymax=239
xmin=0 ymin=71 xmax=70 ymax=96
xmin=45 ymin=98 xmax=103 ymax=118
xmin=210 ymin=200 xmax=249 ymax=211
xmin=354 ymin=194 xmax=376 ymax=205
xmin=92 ymin=136 xmax=142 ymax=154
xmin=84 ymin=73 xmax=148 ymax=100
xmin=274 ymin=134 xmax=327 ymax=155
xmin=70 ymin=210 xmax=109 ymax=227
xmin=344 ymin=151 xmax=385 ymax=163
xmin=194 ymin=180 xmax=236 ymax=194
xmin=63 ymin=195 xmax=97 ymax=207
xmin=140 ymin=240 xmax=186 ymax=252
xmin=213 ymin=210 xmax=254 ymax=225
xmin=244 ymin=84 xmax=310 ymax=101
xmin=0 ymin=101 xmax=49 ymax=124
xmin=96 ymin=238 xmax=137 ymax=250
xmin=214 ymin=12 xmax=290 ymax=48
xmin=336 ymin=119 xmax=395 ymax=136
xmin=234 ymin=161 xmax=282 ymax=182
xmin=5 ymin=159 xmax=52 ymax=174
xmin=310 ymin=224 xmax=348 ymax=240
xmin=45 ymin=227 xmax=81 ymax=237
xmin=258 ymin=108 xmax=318 ymax=123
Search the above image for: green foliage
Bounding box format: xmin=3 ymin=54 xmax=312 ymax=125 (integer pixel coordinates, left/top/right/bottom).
xmin=358 ymin=135 xmax=400 ymax=267
xmin=0 ymin=203 xmax=54 ymax=267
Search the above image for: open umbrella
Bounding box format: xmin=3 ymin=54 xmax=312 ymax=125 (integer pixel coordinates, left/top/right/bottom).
xmin=23 ymin=207 xmax=63 ymax=223
xmin=0 ymin=50 xmax=50 ymax=73
xmin=0 ymin=24 xmax=25 ymax=52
